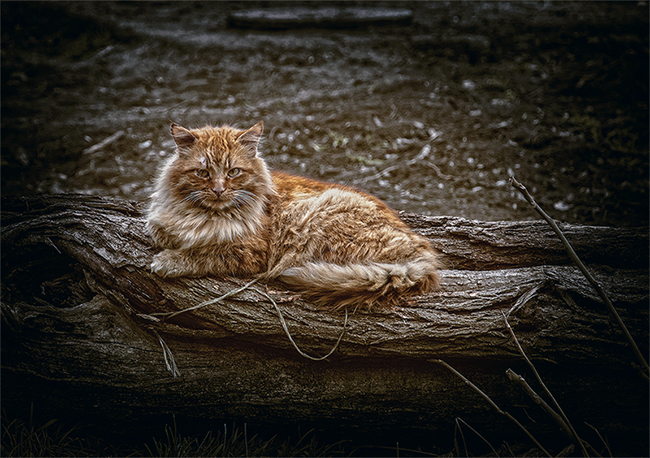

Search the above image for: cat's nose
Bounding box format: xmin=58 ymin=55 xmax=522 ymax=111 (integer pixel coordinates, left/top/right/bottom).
xmin=212 ymin=180 xmax=225 ymax=197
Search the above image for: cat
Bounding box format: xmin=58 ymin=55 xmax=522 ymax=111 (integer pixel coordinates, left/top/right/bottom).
xmin=146 ymin=121 xmax=441 ymax=310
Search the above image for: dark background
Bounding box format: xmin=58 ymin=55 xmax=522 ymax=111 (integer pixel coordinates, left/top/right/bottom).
xmin=2 ymin=1 xmax=648 ymax=226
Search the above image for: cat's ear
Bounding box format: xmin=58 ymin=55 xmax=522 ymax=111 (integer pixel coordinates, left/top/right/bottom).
xmin=170 ymin=123 xmax=197 ymax=149
xmin=235 ymin=121 xmax=264 ymax=157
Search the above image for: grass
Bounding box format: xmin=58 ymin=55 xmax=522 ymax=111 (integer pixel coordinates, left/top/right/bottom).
xmin=1 ymin=404 xmax=626 ymax=457
xmin=1 ymin=408 xmax=351 ymax=457
xmin=145 ymin=418 xmax=348 ymax=457
xmin=1 ymin=407 xmax=90 ymax=457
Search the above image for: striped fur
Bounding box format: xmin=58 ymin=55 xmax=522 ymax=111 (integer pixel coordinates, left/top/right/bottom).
xmin=147 ymin=122 xmax=441 ymax=310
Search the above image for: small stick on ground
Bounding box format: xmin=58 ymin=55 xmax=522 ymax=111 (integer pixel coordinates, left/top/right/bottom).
xmin=424 ymin=160 xmax=455 ymax=180
xmin=432 ymin=359 xmax=552 ymax=457
xmin=509 ymin=173 xmax=649 ymax=380
xmin=585 ymin=422 xmax=613 ymax=458
xmin=454 ymin=417 xmax=468 ymax=457
xmin=505 ymin=368 xmax=601 ymax=457
xmin=83 ymin=130 xmax=125 ymax=155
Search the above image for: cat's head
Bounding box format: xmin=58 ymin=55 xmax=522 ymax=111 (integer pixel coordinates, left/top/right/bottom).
xmin=163 ymin=121 xmax=274 ymax=213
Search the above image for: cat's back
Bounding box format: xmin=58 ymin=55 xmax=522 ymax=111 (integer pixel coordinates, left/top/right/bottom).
xmin=271 ymin=171 xmax=386 ymax=209
xmin=269 ymin=170 xmax=412 ymax=233
xmin=272 ymin=171 xmax=340 ymax=200
xmin=271 ymin=171 xmax=390 ymax=215
xmin=264 ymin=170 xmax=438 ymax=290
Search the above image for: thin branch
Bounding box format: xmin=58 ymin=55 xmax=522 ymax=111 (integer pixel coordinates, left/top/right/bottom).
xmin=455 ymin=417 xmax=500 ymax=458
xmin=509 ymin=173 xmax=649 ymax=379
xmin=253 ymin=286 xmax=348 ymax=361
xmin=356 ymin=144 xmax=455 ymax=185
xmin=432 ymin=359 xmax=552 ymax=457
xmin=506 ymin=370 xmax=574 ymax=443
xmin=454 ymin=417 xmax=468 ymax=457
xmin=82 ymin=130 xmax=125 ymax=155
xmin=147 ymin=278 xmax=348 ymax=361
xmin=585 ymin=423 xmax=613 ymax=458
xmin=148 ymin=278 xmax=260 ymax=319
xmin=502 ymin=312 xmax=589 ymax=457
xmin=423 ymin=160 xmax=454 ymax=180
xmin=356 ymin=164 xmax=401 ymax=185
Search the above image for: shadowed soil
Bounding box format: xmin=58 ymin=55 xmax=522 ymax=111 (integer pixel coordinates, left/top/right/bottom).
xmin=2 ymin=1 xmax=648 ymax=226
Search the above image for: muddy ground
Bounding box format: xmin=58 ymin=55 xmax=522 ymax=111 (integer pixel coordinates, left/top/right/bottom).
xmin=2 ymin=1 xmax=648 ymax=227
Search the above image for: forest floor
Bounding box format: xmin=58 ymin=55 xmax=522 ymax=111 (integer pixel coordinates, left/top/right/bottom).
xmin=2 ymin=1 xmax=648 ymax=226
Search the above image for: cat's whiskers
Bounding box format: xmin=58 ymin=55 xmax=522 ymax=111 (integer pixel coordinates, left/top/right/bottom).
xmin=183 ymin=191 xmax=199 ymax=202
xmin=233 ymin=190 xmax=262 ymax=209
xmin=183 ymin=191 xmax=207 ymax=206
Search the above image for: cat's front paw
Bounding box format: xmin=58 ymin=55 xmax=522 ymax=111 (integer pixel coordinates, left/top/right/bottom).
xmin=151 ymin=250 xmax=190 ymax=278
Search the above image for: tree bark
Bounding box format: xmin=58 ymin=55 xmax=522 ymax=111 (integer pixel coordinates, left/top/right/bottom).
xmin=2 ymin=194 xmax=648 ymax=449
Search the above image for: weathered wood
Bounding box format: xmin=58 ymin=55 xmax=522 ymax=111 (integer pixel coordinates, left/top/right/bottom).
xmin=1 ymin=194 xmax=648 ymax=447
xmin=401 ymin=213 xmax=649 ymax=270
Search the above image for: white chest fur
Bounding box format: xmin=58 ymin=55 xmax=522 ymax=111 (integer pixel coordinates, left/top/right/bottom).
xmin=148 ymin=193 xmax=265 ymax=248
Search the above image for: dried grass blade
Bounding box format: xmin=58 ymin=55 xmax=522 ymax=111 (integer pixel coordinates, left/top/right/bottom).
xmin=154 ymin=330 xmax=180 ymax=377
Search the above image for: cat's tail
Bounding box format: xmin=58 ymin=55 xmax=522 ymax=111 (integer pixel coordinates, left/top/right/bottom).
xmin=275 ymin=254 xmax=441 ymax=311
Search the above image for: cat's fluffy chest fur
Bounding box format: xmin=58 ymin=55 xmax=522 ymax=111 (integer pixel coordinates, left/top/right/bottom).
xmin=148 ymin=165 xmax=266 ymax=248
xmin=147 ymin=121 xmax=440 ymax=310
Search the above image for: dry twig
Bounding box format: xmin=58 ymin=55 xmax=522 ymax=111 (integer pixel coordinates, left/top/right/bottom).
xmin=509 ymin=174 xmax=649 ymax=380
xmin=82 ymin=130 xmax=125 ymax=155
xmin=252 ymin=286 xmax=348 ymax=361
xmin=585 ymin=423 xmax=613 ymax=458
xmin=502 ymin=312 xmax=590 ymax=457
xmin=432 ymin=359 xmax=552 ymax=457
xmin=144 ymin=278 xmax=347 ymax=362
xmin=455 ymin=417 xmax=499 ymax=457
xmin=147 ymin=278 xmax=260 ymax=319
xmin=153 ymin=330 xmax=181 ymax=378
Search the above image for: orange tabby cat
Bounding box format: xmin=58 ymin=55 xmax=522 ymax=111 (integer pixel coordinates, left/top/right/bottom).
xmin=146 ymin=121 xmax=441 ymax=310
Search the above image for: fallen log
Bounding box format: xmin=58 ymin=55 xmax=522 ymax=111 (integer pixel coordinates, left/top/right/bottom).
xmin=1 ymin=194 xmax=648 ymax=452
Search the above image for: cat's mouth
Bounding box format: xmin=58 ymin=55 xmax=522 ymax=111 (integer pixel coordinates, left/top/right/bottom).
xmin=184 ymin=189 xmax=259 ymax=213
xmin=183 ymin=190 xmax=232 ymax=210
xmin=205 ymin=192 xmax=235 ymax=210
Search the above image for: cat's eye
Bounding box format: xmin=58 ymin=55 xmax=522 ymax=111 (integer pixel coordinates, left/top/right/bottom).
xmin=195 ymin=169 xmax=210 ymax=178
xmin=227 ymin=168 xmax=242 ymax=178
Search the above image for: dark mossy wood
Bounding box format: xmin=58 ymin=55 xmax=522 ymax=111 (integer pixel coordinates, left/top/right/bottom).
xmin=1 ymin=194 xmax=648 ymax=448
